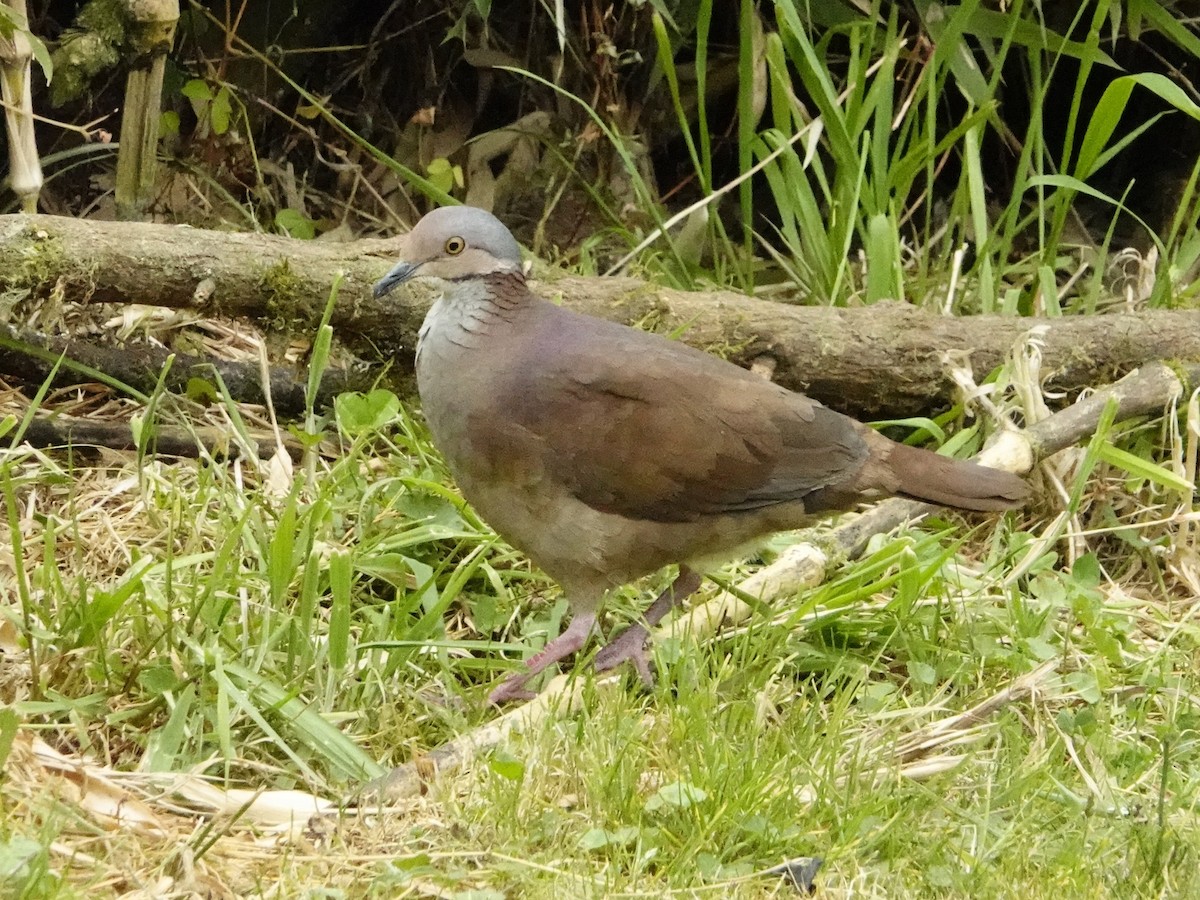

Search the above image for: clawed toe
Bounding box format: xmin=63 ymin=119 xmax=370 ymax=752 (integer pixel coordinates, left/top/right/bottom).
xmin=487 ymin=676 xmax=538 ymax=706
xmin=486 ymin=611 xmax=599 ymax=706
xmin=594 ymin=626 xmax=655 ymax=686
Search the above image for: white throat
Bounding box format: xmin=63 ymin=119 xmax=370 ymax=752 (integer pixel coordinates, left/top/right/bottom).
xmin=416 ymin=278 xmax=504 ymax=361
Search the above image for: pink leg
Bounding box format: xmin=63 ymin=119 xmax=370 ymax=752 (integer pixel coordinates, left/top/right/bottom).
xmin=488 ymin=611 xmax=597 ymax=706
xmin=593 ymin=567 xmax=703 ymax=685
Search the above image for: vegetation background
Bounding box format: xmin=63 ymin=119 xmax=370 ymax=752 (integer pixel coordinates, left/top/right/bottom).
xmin=1 ymin=0 xmax=1199 ymax=897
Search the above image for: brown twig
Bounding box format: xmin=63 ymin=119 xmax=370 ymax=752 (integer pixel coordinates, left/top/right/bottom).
xmin=0 ymin=321 xmax=369 ymax=413
xmin=16 ymin=414 xmax=293 ymax=460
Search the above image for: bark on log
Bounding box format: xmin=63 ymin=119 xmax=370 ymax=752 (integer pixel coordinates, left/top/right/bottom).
xmin=2 ymin=213 xmax=1199 ymax=418
xmin=18 ymin=415 xmax=292 ymax=460
xmin=0 ymin=322 xmax=365 ymax=413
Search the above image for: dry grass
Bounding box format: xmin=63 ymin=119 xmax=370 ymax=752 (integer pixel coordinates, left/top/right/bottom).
xmin=7 ymin=1 xmax=1200 ymax=895
xmin=2 ymin=301 xmax=1199 ymax=897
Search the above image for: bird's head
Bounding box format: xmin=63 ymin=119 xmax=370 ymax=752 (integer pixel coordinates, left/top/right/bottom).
xmin=372 ymin=206 xmax=523 ymax=298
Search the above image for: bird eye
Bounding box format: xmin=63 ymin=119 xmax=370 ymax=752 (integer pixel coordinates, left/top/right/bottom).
xmin=445 ymin=236 xmax=466 ymax=255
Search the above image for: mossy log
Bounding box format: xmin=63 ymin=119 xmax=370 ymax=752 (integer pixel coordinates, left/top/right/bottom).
xmin=1 ymin=213 xmax=1199 ymax=419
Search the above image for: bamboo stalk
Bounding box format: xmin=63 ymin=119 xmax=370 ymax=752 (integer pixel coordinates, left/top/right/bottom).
xmin=0 ymin=0 xmax=42 ymax=212
xmin=114 ymin=0 xmax=179 ymax=220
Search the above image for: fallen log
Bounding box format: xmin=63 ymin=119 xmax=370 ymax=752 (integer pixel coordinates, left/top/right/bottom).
xmin=1 ymin=213 xmax=1199 ymax=418
xmin=0 ymin=321 xmax=365 ymax=413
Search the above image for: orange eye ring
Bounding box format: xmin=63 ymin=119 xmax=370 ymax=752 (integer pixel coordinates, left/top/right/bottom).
xmin=445 ymin=236 xmax=466 ymax=255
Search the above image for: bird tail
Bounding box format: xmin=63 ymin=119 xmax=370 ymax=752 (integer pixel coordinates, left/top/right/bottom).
xmin=884 ymin=441 xmax=1030 ymax=512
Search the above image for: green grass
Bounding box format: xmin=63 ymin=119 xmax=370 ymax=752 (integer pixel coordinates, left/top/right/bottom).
xmin=4 ymin=1 xmax=1200 ymax=896
xmin=1 ymin=367 xmax=1198 ymax=896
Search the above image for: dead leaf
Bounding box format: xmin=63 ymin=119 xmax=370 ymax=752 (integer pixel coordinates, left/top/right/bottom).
xmin=410 ymin=106 xmax=436 ymax=127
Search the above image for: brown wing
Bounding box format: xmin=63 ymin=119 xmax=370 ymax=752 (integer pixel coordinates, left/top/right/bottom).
xmin=472 ymin=304 xmax=871 ymax=524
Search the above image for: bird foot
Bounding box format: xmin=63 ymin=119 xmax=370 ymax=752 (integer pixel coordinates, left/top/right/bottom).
xmin=593 ymin=624 xmax=655 ymax=686
xmin=487 ymin=611 xmax=597 ymax=706
xmin=592 ymin=568 xmax=701 ymax=687
xmin=487 ymin=676 xmax=538 ymax=706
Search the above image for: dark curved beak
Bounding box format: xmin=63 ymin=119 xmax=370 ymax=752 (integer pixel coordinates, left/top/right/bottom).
xmin=372 ymin=261 xmax=418 ymax=298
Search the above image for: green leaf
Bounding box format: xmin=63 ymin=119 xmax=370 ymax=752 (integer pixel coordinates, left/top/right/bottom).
xmin=306 ymin=277 xmax=341 ymax=428
xmin=336 ymin=389 xmax=402 ymax=435
xmin=275 ymin=208 xmax=317 ymax=240
xmin=1135 ymin=0 xmax=1200 ymax=61
xmin=211 ymin=85 xmax=233 ymax=134
xmin=0 ymin=7 xmax=17 ymax=39
xmin=185 ymin=377 xmax=219 ymax=405
xmin=487 ymin=749 xmax=525 ymax=782
xmin=645 ymin=780 xmax=708 ymax=812
xmin=128 ymin=412 xmax=145 ymax=447
xmin=143 ymin=683 xmax=195 ymax=772
xmin=181 ymin=79 xmax=212 ymax=102
xmin=864 ymin=212 xmax=900 ymax=303
xmin=907 ymin=660 xmax=937 ymax=685
xmin=870 ymin=417 xmax=948 ymax=445
xmin=220 ymin=661 xmax=384 ymax=781
xmin=919 ymin=3 xmax=990 ymax=107
xmin=1023 ymin=637 xmax=1059 ymax=661
xmin=1070 ymin=554 xmax=1101 ymax=589
xmin=392 ymin=853 xmax=433 ymax=871
xmin=137 ymin=663 xmax=179 ymax=695
xmin=1026 ymin=174 xmax=1164 ymax=255
xmin=82 ymin=557 xmax=154 ymax=644
xmin=579 ymin=826 xmax=640 ymax=851
xmin=1066 ymin=670 xmax=1102 ymax=705
xmin=27 ymin=33 xmax=52 ymax=83
xmin=0 ymin=10 xmax=51 ymax=81
xmin=1097 ymin=441 xmax=1195 ymax=494
xmin=0 ymin=835 xmax=43 ymax=881
xmin=426 ymin=157 xmax=463 ymax=194
xmin=328 ymin=549 xmax=353 ymax=671
xmin=1038 ymin=264 xmax=1061 ymax=317
xmin=159 ymin=110 xmax=180 ymax=137
xmin=1076 ymin=73 xmax=1200 ymax=180
xmin=578 ymin=828 xmax=611 ymax=851
xmin=0 ymin=707 xmax=18 ymax=771
xmin=955 ymin=6 xmax=1117 ymax=66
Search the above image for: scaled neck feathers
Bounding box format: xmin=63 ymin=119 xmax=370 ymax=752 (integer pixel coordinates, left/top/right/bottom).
xmin=418 ymin=272 xmax=533 ymax=354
